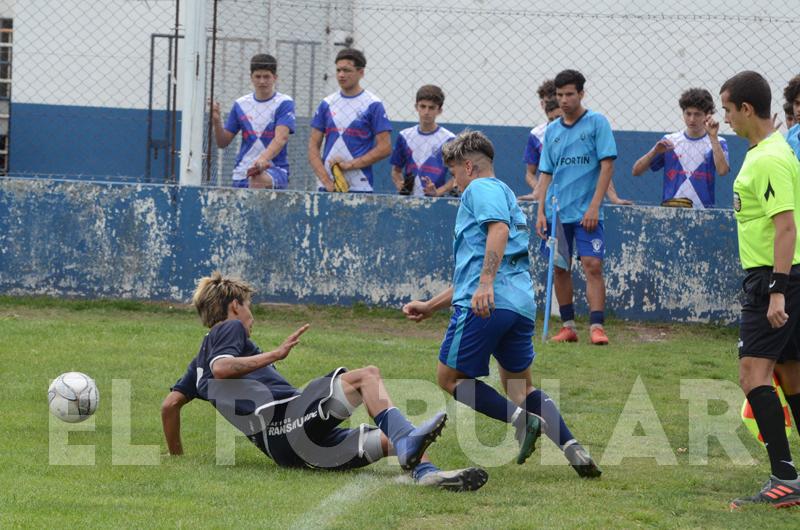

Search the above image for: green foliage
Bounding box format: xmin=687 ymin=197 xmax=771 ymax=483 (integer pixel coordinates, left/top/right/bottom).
xmin=1 ymin=298 xmax=798 ymax=528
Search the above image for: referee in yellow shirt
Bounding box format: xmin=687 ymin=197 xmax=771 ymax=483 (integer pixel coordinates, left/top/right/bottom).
xmin=721 ymin=71 xmax=800 ymax=509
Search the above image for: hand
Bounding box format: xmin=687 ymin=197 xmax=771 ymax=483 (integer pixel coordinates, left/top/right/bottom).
xmin=402 ymin=300 xmax=432 ymax=322
xmin=421 ymin=176 xmax=437 ymax=196
xmin=771 ymin=113 xmax=784 ymax=132
xmin=274 ymin=324 xmax=310 ymax=361
xmin=653 ymin=139 xmax=674 ymax=154
xmin=608 ymin=196 xmax=633 ymax=206
xmin=247 ymin=157 xmax=271 ymax=178
xmin=329 ymin=157 xmax=354 ymax=172
xmin=517 ymin=193 xmax=536 ymax=202
xmin=471 ymin=281 xmax=494 ymax=318
xmin=323 ymin=180 xmax=335 ymax=192
xmin=581 ymin=205 xmax=600 ymax=232
xmin=704 ymin=115 xmax=720 ymax=139
xmin=535 ymin=212 xmax=548 ymax=240
xmin=211 ymin=100 xmax=221 ymax=123
xmin=767 ymin=293 xmax=789 ymax=329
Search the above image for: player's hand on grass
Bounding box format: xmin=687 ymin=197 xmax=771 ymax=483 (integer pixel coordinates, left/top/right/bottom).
xmin=767 ymin=293 xmax=789 ymax=328
xmin=535 ymin=212 xmax=548 ymax=240
xmin=402 ymin=300 xmax=432 ymax=322
xmin=704 ymin=116 xmax=720 ymax=139
xmin=275 ymin=324 xmax=311 ymax=360
xmin=581 ymin=205 xmax=600 ymax=232
xmin=471 ymin=281 xmax=495 ymax=318
xmin=653 ymin=138 xmax=674 ymax=154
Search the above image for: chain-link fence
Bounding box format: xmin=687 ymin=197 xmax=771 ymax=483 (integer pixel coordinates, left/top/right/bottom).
xmin=7 ymin=0 xmax=800 ymax=204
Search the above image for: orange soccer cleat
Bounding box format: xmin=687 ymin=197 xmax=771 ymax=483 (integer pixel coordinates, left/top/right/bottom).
xmin=590 ymin=326 xmax=609 ymax=346
xmin=551 ymin=326 xmax=579 ymax=343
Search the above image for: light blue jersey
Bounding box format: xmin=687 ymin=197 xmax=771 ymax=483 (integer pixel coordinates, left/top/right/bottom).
xmin=787 ymin=123 xmax=800 ymax=161
xmin=451 ymin=177 xmax=536 ymax=321
xmin=538 ymin=109 xmax=617 ymax=223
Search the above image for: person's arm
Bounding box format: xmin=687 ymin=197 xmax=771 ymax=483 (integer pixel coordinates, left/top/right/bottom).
xmin=435 ymin=178 xmax=456 ymax=197
xmin=581 ymin=158 xmax=613 ymax=231
xmin=767 ymin=210 xmax=797 ymax=329
xmin=333 ymin=131 xmax=392 ymax=172
xmin=402 ymin=286 xmax=454 ymax=322
xmin=308 ymin=129 xmax=335 ymax=192
xmin=161 ymin=390 xmax=189 ymax=455
xmin=705 ymin=116 xmax=730 ymax=176
xmin=212 ymin=101 xmax=236 ymax=148
xmin=525 ymin=164 xmax=538 ymax=191
xmin=252 ymin=125 xmax=290 ymax=170
xmin=391 ymin=165 xmax=405 ymax=192
xmin=212 ymin=324 xmax=309 ymax=379
xmin=632 ymin=139 xmax=672 ymax=176
xmin=472 ymin=222 xmax=509 ymax=318
xmin=605 ymin=180 xmax=633 ymax=205
xmin=535 ymin=172 xmax=553 ymax=239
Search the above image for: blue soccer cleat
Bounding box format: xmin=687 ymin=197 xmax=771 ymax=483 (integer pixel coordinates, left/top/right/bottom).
xmin=395 ymin=411 xmax=448 ymax=471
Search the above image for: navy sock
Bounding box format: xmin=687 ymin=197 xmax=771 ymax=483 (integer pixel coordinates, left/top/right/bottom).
xmin=590 ymin=311 xmax=604 ymax=326
xmin=411 ymin=461 xmax=439 ymax=480
xmin=747 ymin=385 xmax=798 ymax=480
xmin=453 ymin=379 xmax=519 ymax=424
xmin=374 ymin=407 xmax=415 ymax=448
xmin=559 ymin=304 xmax=575 ymax=322
xmin=525 ymin=389 xmax=576 ymax=448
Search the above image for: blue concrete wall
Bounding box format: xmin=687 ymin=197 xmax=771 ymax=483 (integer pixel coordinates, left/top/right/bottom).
xmin=10 ymin=103 xmax=746 ymax=207
xmin=0 ymin=178 xmax=743 ymax=323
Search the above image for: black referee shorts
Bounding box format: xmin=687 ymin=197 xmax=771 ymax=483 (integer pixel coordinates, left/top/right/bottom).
xmin=738 ymin=265 xmax=800 ymax=362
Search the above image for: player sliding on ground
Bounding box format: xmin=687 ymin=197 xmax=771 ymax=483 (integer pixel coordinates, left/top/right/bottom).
xmin=402 ymin=130 xmax=600 ymax=478
xmin=161 ymin=272 xmax=488 ymax=492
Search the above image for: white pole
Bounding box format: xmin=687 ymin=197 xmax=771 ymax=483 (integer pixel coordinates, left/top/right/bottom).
xmin=178 ymin=1 xmax=207 ymax=186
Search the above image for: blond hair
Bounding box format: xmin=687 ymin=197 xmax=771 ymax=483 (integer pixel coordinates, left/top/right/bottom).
xmin=192 ymin=271 xmax=254 ymax=328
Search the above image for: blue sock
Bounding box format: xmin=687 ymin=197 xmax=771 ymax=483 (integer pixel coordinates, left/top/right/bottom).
xmin=374 ymin=407 xmax=415 ymax=448
xmin=590 ymin=311 xmax=604 ymax=326
xmin=411 ymin=461 xmax=439 ymax=480
xmin=560 ymin=304 xmax=575 ymax=322
xmin=525 ymin=389 xmax=575 ymax=448
xmin=453 ymin=379 xmax=520 ymax=424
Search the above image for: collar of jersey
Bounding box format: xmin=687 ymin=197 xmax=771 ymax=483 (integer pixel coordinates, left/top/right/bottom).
xmin=416 ymin=125 xmax=440 ymax=136
xmin=252 ymin=91 xmax=277 ymax=103
xmin=559 ymin=109 xmax=589 ymax=129
xmin=339 ymin=89 xmax=365 ymax=99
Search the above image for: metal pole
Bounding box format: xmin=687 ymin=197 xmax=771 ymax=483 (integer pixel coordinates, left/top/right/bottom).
xmin=169 ymin=0 xmax=180 ymax=182
xmin=178 ymin=0 xmax=207 ymax=186
xmin=205 ymin=0 xmax=218 ymax=184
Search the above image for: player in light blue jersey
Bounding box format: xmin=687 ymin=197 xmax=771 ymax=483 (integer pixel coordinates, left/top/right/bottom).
xmin=403 ymin=130 xmax=601 ymax=478
xmin=632 ymin=88 xmax=730 ymax=208
xmin=211 ymin=54 xmax=295 ymax=189
xmin=390 ymin=85 xmax=456 ymax=197
xmin=536 ymin=69 xmax=616 ymax=346
xmin=784 ymin=75 xmax=800 ymax=161
xmin=308 ymin=48 xmax=392 ymax=193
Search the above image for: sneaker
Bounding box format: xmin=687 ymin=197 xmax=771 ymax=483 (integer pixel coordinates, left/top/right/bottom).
xmin=514 ymin=412 xmax=543 ymax=465
xmin=551 ymin=326 xmax=578 ymax=343
xmin=564 ymin=443 xmax=602 ymax=478
xmin=395 ymin=412 xmax=448 ymax=471
xmin=416 ymin=467 xmax=489 ymax=492
xmin=730 ymin=476 xmax=800 ymax=509
xmin=590 ymin=326 xmax=609 ymax=346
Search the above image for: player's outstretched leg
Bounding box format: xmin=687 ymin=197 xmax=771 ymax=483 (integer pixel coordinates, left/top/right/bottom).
xmin=338 ymin=366 xmax=448 ymax=471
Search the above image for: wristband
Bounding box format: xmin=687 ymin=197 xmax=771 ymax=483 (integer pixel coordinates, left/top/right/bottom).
xmin=769 ymin=273 xmax=789 ymax=294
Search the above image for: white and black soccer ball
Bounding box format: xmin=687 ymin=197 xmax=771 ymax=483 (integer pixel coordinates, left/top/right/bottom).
xmin=48 ymin=372 xmax=99 ymax=423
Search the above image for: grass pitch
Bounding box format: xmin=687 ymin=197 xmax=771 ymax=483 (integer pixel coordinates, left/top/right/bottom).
xmin=1 ymin=296 xmax=799 ymax=528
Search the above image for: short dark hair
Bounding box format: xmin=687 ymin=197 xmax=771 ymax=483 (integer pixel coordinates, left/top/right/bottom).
xmin=335 ymin=48 xmax=366 ymax=68
xmin=543 ymin=98 xmax=559 ymax=114
xmin=442 ymin=130 xmax=494 ymax=165
xmin=783 ymin=75 xmax=800 ymax=105
xmin=416 ymin=85 xmax=445 ymax=107
xmin=678 ymin=88 xmax=715 ymax=114
xmin=554 ymin=70 xmax=586 ymax=92
xmin=537 ymin=79 xmax=555 ymax=100
xmin=784 ymin=100 xmax=794 ymax=116
xmin=250 ymin=54 xmax=277 ymax=74
xmin=720 ymin=71 xmax=771 ymax=119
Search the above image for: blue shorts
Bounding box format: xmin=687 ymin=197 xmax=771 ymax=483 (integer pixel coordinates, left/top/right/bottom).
xmin=232 ymin=166 xmax=289 ymax=190
xmin=539 ymin=221 xmax=605 ymax=264
xmin=439 ymin=307 xmax=535 ymax=378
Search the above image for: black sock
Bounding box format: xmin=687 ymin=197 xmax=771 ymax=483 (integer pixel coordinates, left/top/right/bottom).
xmin=747 ymin=385 xmax=798 ymax=481
xmin=785 ymin=392 xmax=800 ymax=437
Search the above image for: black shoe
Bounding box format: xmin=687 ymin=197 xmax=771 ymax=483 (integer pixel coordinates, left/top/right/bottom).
xmin=730 ymin=476 xmax=800 ymax=509
xmin=514 ymin=412 xmax=543 ymax=465
xmin=415 ymin=467 xmax=489 ymax=492
xmin=564 ymin=443 xmax=602 ymax=478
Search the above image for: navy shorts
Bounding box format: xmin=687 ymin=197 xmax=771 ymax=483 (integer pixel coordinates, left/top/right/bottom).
xmin=738 ymin=265 xmax=800 ymax=362
xmin=251 ymin=368 xmax=379 ymax=470
xmin=232 ymin=166 xmax=289 ymax=190
xmin=439 ymin=307 xmax=535 ymax=378
xmin=539 ymin=221 xmax=605 ymax=264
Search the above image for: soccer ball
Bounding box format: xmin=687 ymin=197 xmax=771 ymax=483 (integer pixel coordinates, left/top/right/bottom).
xmin=48 ymin=372 xmax=99 ymax=423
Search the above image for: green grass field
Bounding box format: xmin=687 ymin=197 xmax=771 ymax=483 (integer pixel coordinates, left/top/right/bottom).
xmin=2 ymin=296 xmax=799 ymax=528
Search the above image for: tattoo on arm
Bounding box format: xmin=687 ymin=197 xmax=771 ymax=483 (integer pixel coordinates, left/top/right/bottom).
xmin=481 ymin=251 xmax=501 ymax=280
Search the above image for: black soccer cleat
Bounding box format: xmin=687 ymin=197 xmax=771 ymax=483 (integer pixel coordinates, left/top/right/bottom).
xmin=416 ymin=467 xmax=489 ymax=492
xmin=730 ymin=476 xmax=800 ymax=509
xmin=564 ymin=442 xmax=602 ymax=478
xmin=395 ymin=412 xmax=448 ymax=471
xmin=514 ymin=412 xmax=543 ymax=465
